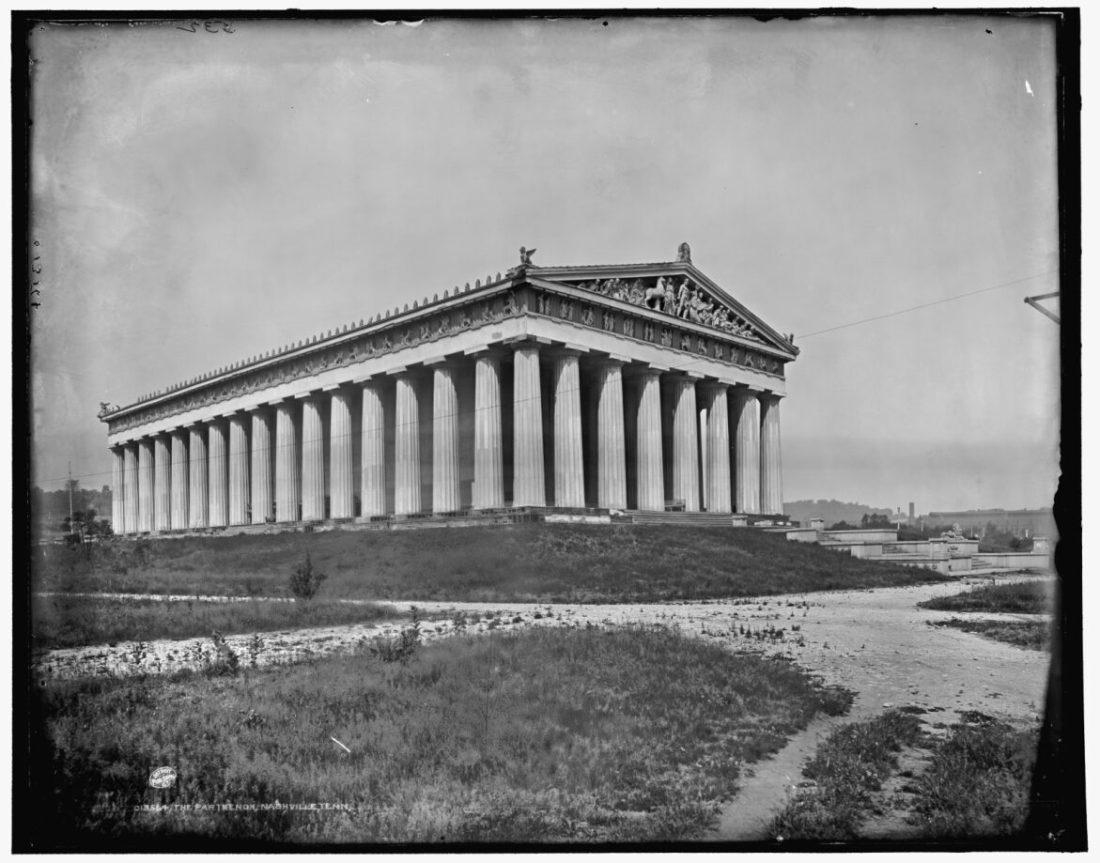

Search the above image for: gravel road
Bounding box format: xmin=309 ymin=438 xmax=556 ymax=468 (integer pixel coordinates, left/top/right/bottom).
xmin=33 ymin=574 xmax=1054 ymax=840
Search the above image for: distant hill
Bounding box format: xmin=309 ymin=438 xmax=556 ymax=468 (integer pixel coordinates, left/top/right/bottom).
xmin=784 ymin=499 xmax=892 ymax=527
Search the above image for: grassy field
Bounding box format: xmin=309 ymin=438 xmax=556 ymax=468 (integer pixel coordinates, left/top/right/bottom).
xmin=32 ymin=525 xmax=945 ymax=603
xmin=30 ymin=625 xmax=853 ymax=848
xmin=929 ymin=618 xmax=1051 ymax=652
xmin=909 ymin=716 xmax=1038 ymax=838
xmin=770 ymin=711 xmax=1039 ymax=842
xmin=917 ymin=580 xmax=1052 ymax=615
xmin=769 ymin=710 xmax=923 ymax=841
xmin=31 ymin=594 xmax=407 ymax=651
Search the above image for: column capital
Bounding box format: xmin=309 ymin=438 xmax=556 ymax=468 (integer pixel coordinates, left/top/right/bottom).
xmin=733 ymin=383 xmax=766 ymax=393
xmin=623 ymin=365 xmax=664 ymax=382
xmin=758 ymin=389 xmax=786 ymax=402
xmin=424 ymin=355 xmax=464 ymax=370
xmin=592 ymin=353 xmax=630 ymax=368
xmin=543 ymin=344 xmax=587 ymax=361
xmin=664 ymin=369 xmax=704 ymax=382
xmin=505 ymin=335 xmax=551 ymax=348
xmin=698 ymin=379 xmax=731 ymax=395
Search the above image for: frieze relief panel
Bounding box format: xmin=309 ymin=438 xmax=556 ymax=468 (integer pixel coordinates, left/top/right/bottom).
xmin=108 ymin=290 xmax=525 ymax=435
xmin=108 ymin=281 xmax=782 ymax=437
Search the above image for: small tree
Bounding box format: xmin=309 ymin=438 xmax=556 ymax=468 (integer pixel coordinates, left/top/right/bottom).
xmin=289 ymin=553 xmax=327 ymax=600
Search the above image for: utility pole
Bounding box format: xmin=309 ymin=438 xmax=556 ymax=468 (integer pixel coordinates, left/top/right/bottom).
xmin=67 ymin=461 xmax=74 ymax=527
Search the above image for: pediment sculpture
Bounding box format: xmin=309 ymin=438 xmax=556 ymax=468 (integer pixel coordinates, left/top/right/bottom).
xmin=571 ymin=275 xmax=763 ymax=342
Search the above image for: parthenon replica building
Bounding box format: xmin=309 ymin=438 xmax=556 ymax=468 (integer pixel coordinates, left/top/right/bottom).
xmin=100 ymin=244 xmax=798 ymax=533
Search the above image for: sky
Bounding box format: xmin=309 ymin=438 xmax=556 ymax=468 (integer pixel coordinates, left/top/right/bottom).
xmin=26 ymin=12 xmax=1065 ymax=514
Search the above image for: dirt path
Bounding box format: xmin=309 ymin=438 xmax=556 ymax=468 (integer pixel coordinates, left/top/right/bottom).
xmin=33 ymin=575 xmax=1052 ymax=837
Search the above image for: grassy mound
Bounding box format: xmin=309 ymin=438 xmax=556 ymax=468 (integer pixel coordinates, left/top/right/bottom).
xmin=31 ymin=625 xmax=852 ymax=848
xmin=33 ymin=524 xmax=945 ymax=603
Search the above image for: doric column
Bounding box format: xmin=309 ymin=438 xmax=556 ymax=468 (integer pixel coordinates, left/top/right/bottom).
xmin=701 ymin=383 xmax=732 ymax=514
xmin=228 ymin=414 xmax=250 ymax=525
xmin=760 ymin=393 xmax=784 ymax=515
xmin=360 ymin=381 xmax=387 ymax=517
xmin=250 ymin=409 xmax=274 ymax=524
xmin=329 ymin=388 xmax=355 ymax=519
xmin=153 ymin=436 xmax=171 ymax=531
xmin=301 ymin=395 xmax=326 ymax=521
xmin=634 ymin=369 xmax=665 ymax=511
xmin=732 ymin=388 xmax=761 ymax=514
xmin=275 ymin=401 xmax=300 ymax=522
xmin=552 ymin=352 xmax=585 ymax=508
xmin=207 ymin=421 xmax=229 ymax=527
xmin=512 ymin=343 xmax=545 ymax=507
xmin=137 ymin=439 xmax=154 ymax=532
xmin=472 ymin=353 xmax=504 ymax=509
xmin=111 ymin=448 xmax=126 ymax=535
xmin=595 ymin=360 xmax=627 ymax=510
xmin=670 ymin=375 xmax=701 ymax=512
xmin=123 ymin=444 xmax=139 ymax=534
xmin=431 ymin=363 xmax=461 ymax=513
xmin=394 ymin=373 xmax=421 ymax=515
xmin=188 ymin=427 xmax=208 ymax=528
xmin=170 ymin=431 xmax=189 ymax=530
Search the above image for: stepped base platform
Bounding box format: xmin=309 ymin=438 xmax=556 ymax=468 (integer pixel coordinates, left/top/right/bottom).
xmin=115 ymin=506 xmax=790 ymax=538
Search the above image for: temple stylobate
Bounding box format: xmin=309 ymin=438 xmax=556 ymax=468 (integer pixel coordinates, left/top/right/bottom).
xmin=100 ymin=244 xmax=799 ymax=534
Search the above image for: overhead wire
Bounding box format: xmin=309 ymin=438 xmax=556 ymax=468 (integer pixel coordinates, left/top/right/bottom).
xmin=797 ymin=270 xmax=1059 ymax=340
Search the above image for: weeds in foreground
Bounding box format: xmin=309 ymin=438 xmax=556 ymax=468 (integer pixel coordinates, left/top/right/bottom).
xmin=33 ymin=625 xmax=853 ymax=847
xmin=368 ymin=607 xmax=421 ymax=664
xmin=909 ymin=719 xmax=1038 ymax=838
xmin=770 ymin=710 xmax=923 ymax=841
xmin=770 ymin=710 xmax=1040 ymax=843
xmin=929 ymin=618 xmax=1051 ymax=652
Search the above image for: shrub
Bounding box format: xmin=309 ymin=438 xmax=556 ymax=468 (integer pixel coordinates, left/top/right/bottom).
xmin=289 ymin=554 xmax=327 ymax=601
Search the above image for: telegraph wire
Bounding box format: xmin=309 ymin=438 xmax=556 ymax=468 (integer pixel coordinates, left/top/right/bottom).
xmin=797 ymin=270 xmax=1059 ymax=340
xmin=66 ymin=266 xmax=1054 ymax=490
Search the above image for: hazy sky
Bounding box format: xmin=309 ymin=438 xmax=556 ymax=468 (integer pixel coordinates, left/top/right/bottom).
xmin=28 ymin=13 xmax=1063 ymax=513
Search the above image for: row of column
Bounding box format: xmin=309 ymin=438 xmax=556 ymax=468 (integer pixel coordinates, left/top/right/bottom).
xmin=109 ymin=344 xmax=783 ymax=534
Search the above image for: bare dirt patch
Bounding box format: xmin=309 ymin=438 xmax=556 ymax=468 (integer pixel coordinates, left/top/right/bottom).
xmin=32 ymin=574 xmax=1052 ymax=842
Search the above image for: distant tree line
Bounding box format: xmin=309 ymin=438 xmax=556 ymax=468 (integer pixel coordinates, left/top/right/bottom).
xmin=33 ymin=481 xmax=113 ymax=541
xmin=826 ymin=513 xmax=896 ymax=531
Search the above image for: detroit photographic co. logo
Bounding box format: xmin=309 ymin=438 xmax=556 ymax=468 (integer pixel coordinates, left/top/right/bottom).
xmin=148 ymin=766 xmax=178 ymax=789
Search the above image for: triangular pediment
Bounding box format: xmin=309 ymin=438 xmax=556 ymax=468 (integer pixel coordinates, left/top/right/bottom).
xmin=529 ymin=261 xmax=797 ymax=356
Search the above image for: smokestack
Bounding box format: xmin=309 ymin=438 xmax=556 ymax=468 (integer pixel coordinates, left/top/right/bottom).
xmin=908 ymin=501 xmax=915 ymax=522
